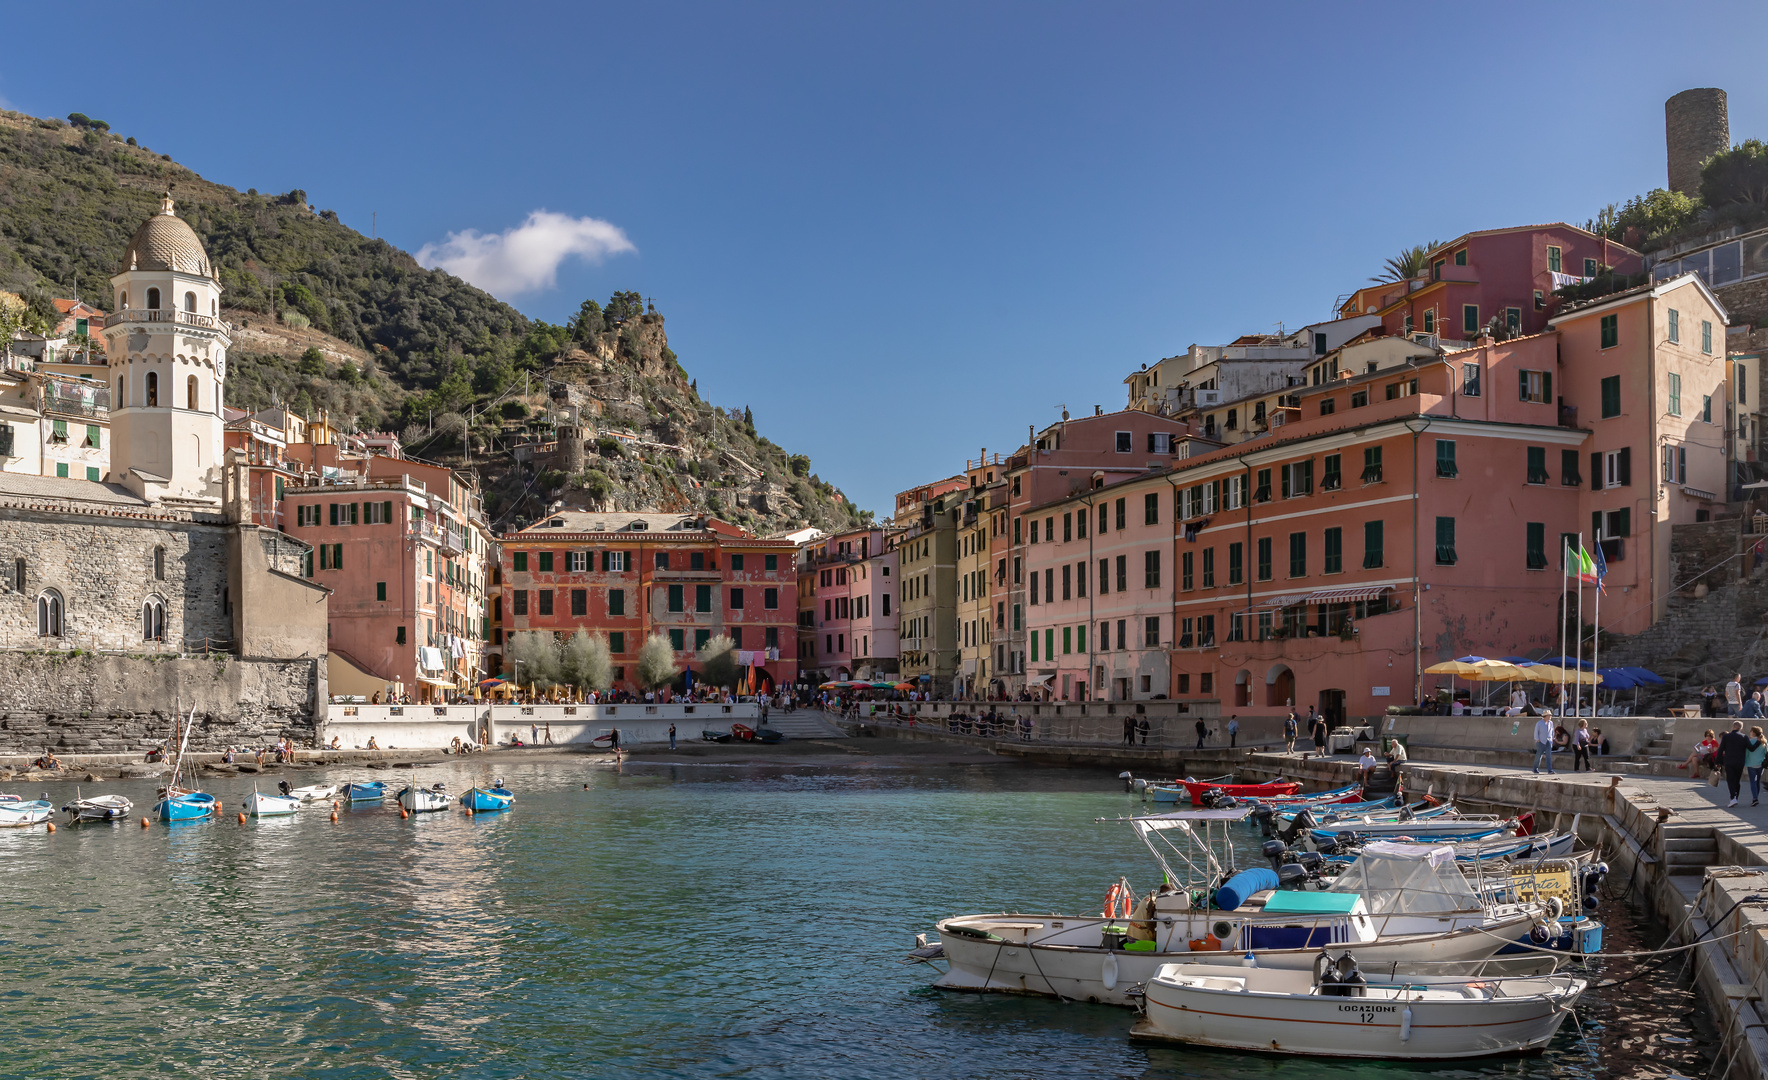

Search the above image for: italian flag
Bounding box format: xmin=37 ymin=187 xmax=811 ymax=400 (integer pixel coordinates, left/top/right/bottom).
xmin=1567 ymin=545 xmax=1598 ymax=586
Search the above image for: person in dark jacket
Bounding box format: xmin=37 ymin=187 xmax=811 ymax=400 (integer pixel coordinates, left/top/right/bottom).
xmin=1195 ymin=718 xmax=1208 ymax=749
xmin=1719 ymin=720 xmax=1753 ymax=808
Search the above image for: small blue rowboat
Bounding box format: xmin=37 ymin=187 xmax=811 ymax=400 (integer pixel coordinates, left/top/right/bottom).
xmin=344 ymin=781 xmax=387 ymax=803
xmin=155 ymin=791 xmax=217 ymax=822
xmin=463 ymin=787 xmax=514 ymax=812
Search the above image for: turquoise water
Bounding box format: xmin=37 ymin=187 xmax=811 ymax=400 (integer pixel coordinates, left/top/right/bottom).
xmin=0 ymin=760 xmax=1713 ymax=1078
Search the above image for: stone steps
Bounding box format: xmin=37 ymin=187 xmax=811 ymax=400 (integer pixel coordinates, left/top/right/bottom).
xmin=761 ymin=713 xmax=847 ymax=739
xmin=1662 ymin=828 xmax=1720 ymax=874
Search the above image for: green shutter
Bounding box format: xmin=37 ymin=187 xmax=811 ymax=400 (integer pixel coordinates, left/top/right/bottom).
xmin=1520 ymin=369 xmax=1529 ymax=401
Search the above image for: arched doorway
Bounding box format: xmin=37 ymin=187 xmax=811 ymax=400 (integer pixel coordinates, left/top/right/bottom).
xmin=1235 ymin=669 xmax=1252 ymax=707
xmin=1265 ymin=663 xmax=1294 ymax=708
xmin=1319 ymin=688 xmax=1346 ymax=728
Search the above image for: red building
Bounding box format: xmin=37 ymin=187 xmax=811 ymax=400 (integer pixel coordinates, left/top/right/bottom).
xmin=498 ymin=511 xmax=798 ymax=693
xmin=1340 ymin=224 xmax=1644 ymax=341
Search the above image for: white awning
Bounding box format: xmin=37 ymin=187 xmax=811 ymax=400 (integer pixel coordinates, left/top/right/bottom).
xmin=1028 ymin=674 xmax=1054 ymax=687
xmin=1681 ymin=485 xmax=1718 ymax=500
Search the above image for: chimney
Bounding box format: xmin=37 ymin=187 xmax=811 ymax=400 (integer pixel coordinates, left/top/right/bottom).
xmin=1094 ymin=405 xmax=1102 ymax=416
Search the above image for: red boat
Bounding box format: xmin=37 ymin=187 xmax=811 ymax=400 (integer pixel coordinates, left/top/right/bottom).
xmin=731 ymin=723 xmax=757 ymax=742
xmin=1178 ymin=778 xmax=1301 ymax=802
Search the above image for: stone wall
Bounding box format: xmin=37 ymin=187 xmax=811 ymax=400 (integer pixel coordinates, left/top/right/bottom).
xmin=1671 ymin=517 xmax=1743 ymax=589
xmin=1666 ymin=88 xmax=1729 ymax=197
xmin=0 ymin=506 xmax=231 ymax=651
xmin=0 ymin=652 xmax=321 ymax=753
xmin=1716 ymin=277 xmax=1768 ymax=331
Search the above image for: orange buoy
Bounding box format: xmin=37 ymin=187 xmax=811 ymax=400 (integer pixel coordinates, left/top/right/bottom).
xmin=465 ymin=806 xmax=474 ymax=816
xmin=45 ymin=822 xmax=55 ymax=833
xmin=140 ymin=816 xmax=150 ymax=828
xmin=332 ymin=800 xmax=340 ymax=809
xmin=330 ymin=810 xmax=339 ymax=822
xmin=238 ymin=812 xmax=247 ymax=824
xmin=400 ymin=808 xmax=409 ymax=819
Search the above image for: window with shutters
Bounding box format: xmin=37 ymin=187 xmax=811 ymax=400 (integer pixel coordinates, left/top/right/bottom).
xmin=571 ymin=589 xmax=586 ymax=616
xmin=513 ymin=552 xmax=527 ymax=572
xmin=1703 ymin=320 xmax=1713 ymax=355
xmin=1600 ymin=314 xmax=1618 ymax=349
xmin=1143 ymin=550 xmax=1160 ymax=588
xmin=1257 ymin=537 xmax=1272 ymax=581
xmin=567 ymin=551 xmax=587 ymax=572
xmin=1526 ymin=523 xmax=1547 ymax=570
xmin=1520 ymin=369 xmax=1550 ymax=403
xmin=608 ymin=588 xmax=625 ymax=615
xmin=1669 ymin=373 xmax=1682 ymax=416
xmin=668 ymin=584 xmax=683 ymax=612
xmin=695 ymin=584 xmax=713 ymax=612
xmin=1181 ymin=552 xmax=1193 ymax=591
xmin=1603 ymin=448 xmax=1631 ymax=488
xmin=669 ymin=629 xmax=685 ymax=652
xmin=1254 ymin=468 xmax=1272 ymax=502
xmin=1115 ymin=555 xmax=1127 ymax=592
xmin=538 ymin=590 xmax=553 ymax=616
xmin=1144 ymin=492 xmax=1158 ymax=525
xmin=513 ymin=590 xmax=528 ymax=615
xmin=1324 ymin=527 xmax=1342 ymax=574
xmin=764 ymin=587 xmax=779 ymax=609
xmin=1115 ymin=431 xmax=1132 ymax=452
xmin=1351 ymin=389 xmax=1368 ymax=408
xmin=1288 ymin=532 xmax=1307 ymax=577
xmin=1228 ymin=542 xmax=1243 ymax=585
xmin=1662 ymin=445 xmax=1687 ymax=485
xmin=1435 ymin=517 xmax=1457 ymax=565
xmin=538 ymin=552 xmax=553 ymax=572
xmin=1435 ymin=440 xmax=1458 ymax=478
xmin=1561 ymin=449 xmax=1582 ymax=486
xmin=730 ymin=588 xmax=744 ymax=609
xmin=1363 ymin=520 xmax=1384 ymax=569
xmin=1547 ymin=245 xmax=1562 ymax=273
xmin=1527 ymin=446 xmax=1549 ymax=485
xmin=1601 ymin=375 xmax=1621 ymax=417
xmin=1463 ymin=304 xmax=1479 ymax=335
xmin=1361 ymin=446 xmax=1383 ymax=484
xmin=1114 ymin=498 xmax=1126 ymax=530
xmin=1669 ymin=308 xmax=1681 ymax=343
xmin=1201 ymin=547 xmax=1215 ymax=588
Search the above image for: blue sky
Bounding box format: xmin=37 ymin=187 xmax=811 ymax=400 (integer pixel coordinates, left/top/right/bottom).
xmin=5 ymin=1 xmax=1767 ymax=516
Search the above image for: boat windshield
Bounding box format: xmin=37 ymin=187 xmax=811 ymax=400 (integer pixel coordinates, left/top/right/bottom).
xmin=1325 ymin=842 xmax=1484 ymax=913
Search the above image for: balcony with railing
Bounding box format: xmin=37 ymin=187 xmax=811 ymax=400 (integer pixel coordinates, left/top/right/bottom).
xmin=42 ymin=382 xmax=109 ymax=419
xmin=104 ymin=309 xmax=223 ymax=331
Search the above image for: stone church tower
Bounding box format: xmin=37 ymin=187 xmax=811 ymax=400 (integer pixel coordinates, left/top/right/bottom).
xmin=98 ymin=193 xmax=230 ymax=504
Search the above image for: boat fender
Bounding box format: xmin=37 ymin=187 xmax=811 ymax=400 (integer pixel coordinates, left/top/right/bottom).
xmin=1547 ymin=896 xmax=1565 ymax=921
xmin=1530 ymin=923 xmax=1554 ymax=944
xmin=1242 ymin=951 xmax=1257 ymax=968
xmin=1102 ymin=951 xmax=1119 ymax=992
xmin=1582 ymin=893 xmax=1601 ymax=912
xmin=1400 ymin=1004 xmax=1413 ymax=1042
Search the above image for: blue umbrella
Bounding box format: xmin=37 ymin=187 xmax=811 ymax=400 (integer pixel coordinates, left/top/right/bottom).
xmin=1623 ymin=666 xmax=1666 ymax=685
xmin=1598 ymin=668 xmax=1639 ymax=690
xmin=1453 ymin=655 xmax=1491 ymax=664
xmin=1500 ymin=656 xmax=1539 ymax=665
xmin=1540 ymin=655 xmax=1595 ymax=670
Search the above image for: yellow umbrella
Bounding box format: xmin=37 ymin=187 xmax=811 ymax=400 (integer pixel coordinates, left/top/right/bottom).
xmin=1467 ymin=660 xmax=1530 ymax=681
xmin=1530 ymin=664 xmax=1599 ymax=685
xmin=1424 ymin=660 xmax=1484 ymax=676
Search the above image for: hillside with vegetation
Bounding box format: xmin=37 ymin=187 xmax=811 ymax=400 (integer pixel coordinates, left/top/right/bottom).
xmin=0 ymin=109 xmax=868 ymax=534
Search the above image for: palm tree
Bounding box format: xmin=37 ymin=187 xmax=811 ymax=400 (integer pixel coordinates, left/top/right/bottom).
xmin=1370 ymin=242 xmax=1442 ymax=283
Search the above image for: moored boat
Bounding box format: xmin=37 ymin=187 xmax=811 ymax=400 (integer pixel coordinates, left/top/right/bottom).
xmin=61 ymin=790 xmax=133 ymax=823
xmin=153 ymin=706 xmax=217 ymax=822
xmin=1179 ymin=778 xmax=1301 ymax=802
xmin=246 ymin=786 xmax=302 ymax=817
xmin=1130 ymin=957 xmax=1585 ymax=1058
xmin=0 ymin=798 xmax=54 ymax=827
xmin=754 ymin=727 xmax=786 ymax=744
xmin=283 ymin=782 xmax=338 ymax=803
xmin=396 ymin=783 xmax=454 ymax=813
xmin=463 ymin=785 xmax=514 ymax=812
xmin=343 ymin=781 xmax=387 ymax=803
xmin=701 ymin=729 xmax=732 ymax=743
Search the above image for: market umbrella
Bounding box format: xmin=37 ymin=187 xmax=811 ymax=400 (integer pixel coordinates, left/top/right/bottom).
xmin=1424 ymin=659 xmax=1483 ymax=705
xmin=893 ymin=681 xmax=916 ymax=690
xmin=1539 ymin=655 xmax=1596 ymax=670
xmin=1623 ymin=667 xmax=1666 ymax=686
xmin=478 ymin=677 xmax=506 ymax=687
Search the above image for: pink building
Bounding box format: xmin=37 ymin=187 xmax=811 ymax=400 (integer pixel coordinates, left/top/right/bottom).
xmin=798 ymin=526 xmax=899 ymax=682
xmin=1340 ymin=224 xmax=1644 ymax=341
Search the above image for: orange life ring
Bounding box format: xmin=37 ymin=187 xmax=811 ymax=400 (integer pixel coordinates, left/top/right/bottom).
xmin=1103 ymin=883 xmax=1128 ymax=919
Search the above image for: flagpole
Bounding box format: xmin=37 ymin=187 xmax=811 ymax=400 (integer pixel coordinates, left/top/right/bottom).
xmin=1593 ymin=536 xmax=1603 ymax=717
xmin=1559 ymin=535 xmax=1568 ymax=717
xmin=1576 ymin=532 xmax=1585 ymax=718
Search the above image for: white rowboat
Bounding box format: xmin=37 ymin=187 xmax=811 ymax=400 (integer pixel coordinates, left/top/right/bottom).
xmin=246 ymin=788 xmax=301 ymax=817
xmin=396 ymin=784 xmax=454 ymax=813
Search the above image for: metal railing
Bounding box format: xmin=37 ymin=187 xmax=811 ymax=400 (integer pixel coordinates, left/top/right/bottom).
xmin=104 ymin=309 xmax=222 ymax=330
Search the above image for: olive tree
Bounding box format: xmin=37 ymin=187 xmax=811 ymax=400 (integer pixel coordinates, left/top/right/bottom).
xmin=636 ymin=633 xmax=679 ymax=690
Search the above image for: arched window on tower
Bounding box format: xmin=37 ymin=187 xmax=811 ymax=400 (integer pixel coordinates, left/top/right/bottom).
xmin=186 ymin=375 xmax=198 ymax=411
xmin=120 ymin=291 xmax=129 ymax=310
xmin=115 ymin=376 xmax=125 ymax=408
xmin=142 ymin=596 xmax=166 ymax=643
xmin=183 ymin=292 xmax=196 ymax=313
xmin=37 ymin=589 xmax=63 ymax=638
xmin=146 ymin=288 xmax=160 ymax=310
xmin=146 ymin=372 xmax=158 ymax=408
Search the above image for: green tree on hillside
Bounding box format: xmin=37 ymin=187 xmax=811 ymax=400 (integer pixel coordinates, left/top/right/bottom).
xmin=1702 ymin=140 xmax=1768 ymax=208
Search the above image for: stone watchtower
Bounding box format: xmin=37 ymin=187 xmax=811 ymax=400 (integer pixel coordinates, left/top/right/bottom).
xmin=98 ymin=193 xmax=231 ymax=504
xmin=1666 ymin=88 xmax=1730 ymax=197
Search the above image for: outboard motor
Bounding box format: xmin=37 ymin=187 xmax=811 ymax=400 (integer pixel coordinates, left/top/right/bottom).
xmin=1295 ymin=852 xmax=1325 ymax=874
xmin=1198 ymin=787 xmax=1231 ymax=809
xmin=1262 ymin=839 xmax=1291 ymax=871
xmin=1315 ymin=836 xmax=1340 ymax=856
xmin=1397 ymin=805 xmax=1415 ymax=823
xmin=1119 ymin=771 xmax=1136 ymax=792
xmin=277 ymin=780 xmax=293 ymax=798
xmin=1252 ymin=806 xmax=1278 ymax=836
xmin=1276 ymin=863 xmax=1314 ymax=890
xmin=1277 ymin=808 xmax=1317 ymax=846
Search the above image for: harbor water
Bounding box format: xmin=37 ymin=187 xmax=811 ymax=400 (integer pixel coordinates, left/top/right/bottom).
xmin=0 ymin=758 xmax=1717 ymax=1078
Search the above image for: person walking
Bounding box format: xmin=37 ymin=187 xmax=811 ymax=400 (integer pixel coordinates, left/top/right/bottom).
xmin=1571 ymin=719 xmax=1592 ymax=772
xmin=1727 ymin=674 xmax=1745 ymax=717
xmin=1532 ymin=714 xmax=1556 ymax=774
xmin=1227 ymin=716 xmax=1239 ymax=748
xmin=1194 ymin=717 xmax=1208 ymax=749
xmin=1283 ymin=710 xmax=1298 ymax=753
xmin=1309 ymin=712 xmax=1328 ymax=760
xmin=1123 ymin=715 xmax=1135 ymax=746
xmin=668 ymin=722 xmax=676 ymax=751
xmin=1138 ymin=716 xmax=1150 ymax=746
xmin=1719 ymin=720 xmax=1752 ymax=808
xmin=1747 ymin=726 xmax=1767 ymax=807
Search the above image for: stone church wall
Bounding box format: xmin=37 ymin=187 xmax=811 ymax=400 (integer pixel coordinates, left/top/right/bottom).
xmin=0 ymin=506 xmax=232 ymax=651
xmin=0 ymin=652 xmax=321 ymax=754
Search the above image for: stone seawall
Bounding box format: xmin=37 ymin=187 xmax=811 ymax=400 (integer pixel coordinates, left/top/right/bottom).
xmin=0 ymin=652 xmax=321 ymax=754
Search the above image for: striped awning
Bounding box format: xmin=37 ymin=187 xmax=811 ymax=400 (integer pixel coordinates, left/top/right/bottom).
xmin=1681 ymin=485 xmax=1718 ymax=500
xmin=1303 ymin=585 xmax=1395 ymax=605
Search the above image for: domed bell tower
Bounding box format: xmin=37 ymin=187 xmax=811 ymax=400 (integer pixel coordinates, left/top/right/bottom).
xmin=100 ymin=192 xmax=230 ymax=504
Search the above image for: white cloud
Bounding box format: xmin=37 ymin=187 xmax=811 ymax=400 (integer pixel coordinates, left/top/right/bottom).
xmin=417 ymin=210 xmax=636 ymax=296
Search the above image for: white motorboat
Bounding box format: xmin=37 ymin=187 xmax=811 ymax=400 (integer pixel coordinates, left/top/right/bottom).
xmin=61 ymin=790 xmax=134 ymax=823
xmin=0 ymin=798 xmax=54 ymax=827
xmin=396 ymin=783 xmax=454 ymax=813
xmin=920 ymin=810 xmax=1552 ymax=1006
xmin=1131 ymin=956 xmax=1585 ymax=1058
xmin=245 ymin=787 xmax=301 ymax=817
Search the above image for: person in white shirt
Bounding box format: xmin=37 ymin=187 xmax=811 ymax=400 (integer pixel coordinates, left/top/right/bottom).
xmin=1509 ymin=687 xmax=1529 ymax=716
xmin=1357 ymin=747 xmax=1377 ymax=786
xmin=1533 ymin=716 xmax=1556 ymax=774
xmin=1728 ymin=675 xmax=1745 ymax=717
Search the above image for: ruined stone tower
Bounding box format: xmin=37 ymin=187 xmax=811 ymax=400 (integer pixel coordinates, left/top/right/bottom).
xmin=1666 ymin=88 xmax=1729 ymax=197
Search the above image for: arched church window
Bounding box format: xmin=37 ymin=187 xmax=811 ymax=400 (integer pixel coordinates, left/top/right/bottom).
xmin=37 ymin=590 xmax=62 ymax=637
xmin=183 ymin=292 xmax=196 ymax=313
xmin=146 ymin=372 xmax=158 ymax=408
xmin=146 ymin=288 xmax=160 ymax=310
xmin=120 ymin=291 xmax=128 ymax=310
xmin=211 ymin=298 xmax=217 ymax=316
xmin=116 ymin=376 xmax=125 ymax=408
xmin=187 ymin=375 xmax=199 ymax=411
xmin=142 ymin=597 xmax=166 ymax=642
